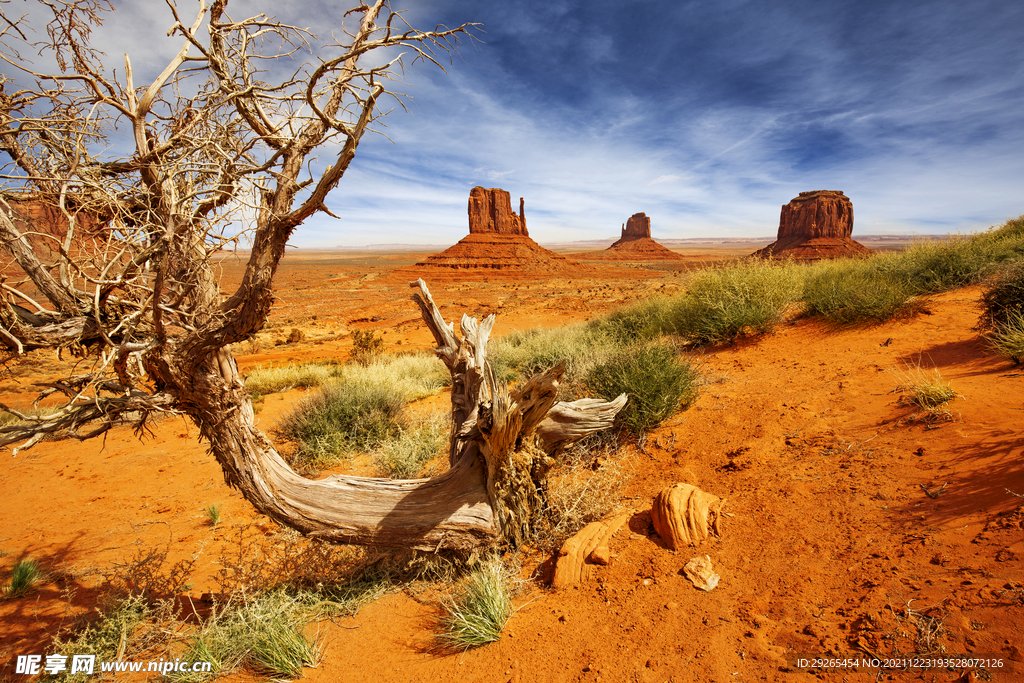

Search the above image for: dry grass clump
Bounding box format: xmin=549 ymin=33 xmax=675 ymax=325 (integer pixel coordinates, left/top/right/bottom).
xmin=171 ymin=590 xmax=321 ymax=682
xmin=437 ymin=558 xmax=512 ymax=650
xmin=489 ymin=323 xmax=619 ymax=395
xmin=373 ymin=410 xmax=449 ymax=479
xmin=895 ymin=362 xmax=960 ymax=418
xmin=979 ymin=261 xmax=1024 ymax=362
xmin=990 ymin=311 xmax=1024 ymax=363
xmin=243 ymin=362 xmax=336 ymax=396
xmin=536 ymin=435 xmax=629 ymax=551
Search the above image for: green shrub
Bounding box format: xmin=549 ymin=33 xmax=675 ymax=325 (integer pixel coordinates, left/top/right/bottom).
xmin=7 ymin=558 xmax=40 ymax=597
xmin=276 ymin=382 xmax=404 ymax=471
xmin=439 ymin=559 xmax=512 ymax=650
xmin=990 ymin=311 xmax=1024 ymax=363
xmin=585 ymin=344 xmax=699 ymax=434
xmin=803 ymin=259 xmax=918 ymax=324
xmin=979 ymin=260 xmax=1024 ymax=330
xmin=668 ymin=259 xmax=802 ymax=343
xmin=349 ymin=329 xmax=385 ymax=365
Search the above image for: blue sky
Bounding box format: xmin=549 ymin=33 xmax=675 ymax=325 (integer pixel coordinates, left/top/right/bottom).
xmin=13 ymin=0 xmax=1024 ymax=247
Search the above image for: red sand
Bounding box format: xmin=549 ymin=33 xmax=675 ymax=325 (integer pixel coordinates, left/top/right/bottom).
xmin=2 ymin=250 xmax=1022 ymax=682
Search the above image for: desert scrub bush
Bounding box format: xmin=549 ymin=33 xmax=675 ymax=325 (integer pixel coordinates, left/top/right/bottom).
xmin=802 ymin=258 xmax=919 ymax=324
xmin=489 ymin=323 xmax=619 ymax=395
xmin=6 ymin=558 xmax=40 ymax=597
xmin=349 ymin=329 xmax=385 ymax=365
xmin=989 ymin=311 xmax=1024 ymax=363
xmin=979 ymin=260 xmax=1024 ymax=330
xmin=438 ymin=558 xmax=512 ymax=650
xmin=373 ymin=411 xmax=448 ymax=479
xmin=243 ymin=362 xmax=335 ymax=396
xmin=276 ymin=382 xmax=404 ymax=471
xmin=668 ymin=259 xmax=802 ymax=343
xmin=585 ymin=344 xmax=699 ymax=434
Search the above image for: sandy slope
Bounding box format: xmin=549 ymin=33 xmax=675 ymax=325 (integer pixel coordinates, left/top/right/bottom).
xmin=1 ymin=253 xmax=1022 ymax=682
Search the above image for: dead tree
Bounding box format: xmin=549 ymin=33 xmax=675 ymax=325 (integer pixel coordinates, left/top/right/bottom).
xmin=0 ymin=0 xmax=626 ymax=550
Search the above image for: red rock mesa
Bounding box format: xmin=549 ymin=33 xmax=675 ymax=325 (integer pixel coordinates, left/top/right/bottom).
xmin=753 ymin=190 xmax=870 ymax=260
xmin=409 ymin=187 xmax=586 ymax=276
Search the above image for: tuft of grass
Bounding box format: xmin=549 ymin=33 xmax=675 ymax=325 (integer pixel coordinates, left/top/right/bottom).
xmin=895 ymin=363 xmax=958 ymax=414
xmin=668 ymin=259 xmax=803 ymax=344
xmin=205 ymin=504 xmax=221 ymax=527
xmin=171 ymin=590 xmax=320 ymax=682
xmin=990 ymin=311 xmax=1024 ymax=364
xmin=439 ymin=559 xmax=512 ymax=650
xmin=276 ymin=382 xmax=405 ymax=472
xmin=52 ymin=594 xmax=172 ymax=683
xmin=585 ymin=344 xmax=699 ymax=434
xmin=7 ymin=558 xmax=40 ymax=597
xmin=373 ymin=411 xmax=448 ymax=479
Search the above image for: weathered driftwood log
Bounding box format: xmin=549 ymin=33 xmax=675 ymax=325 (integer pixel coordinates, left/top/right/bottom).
xmin=182 ymin=279 xmax=626 ymax=552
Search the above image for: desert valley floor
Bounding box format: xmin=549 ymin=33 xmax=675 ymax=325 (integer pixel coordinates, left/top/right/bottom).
xmin=1 ymin=243 xmax=1022 ymax=682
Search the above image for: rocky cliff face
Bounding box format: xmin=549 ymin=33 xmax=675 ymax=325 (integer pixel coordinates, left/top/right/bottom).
xmin=467 ymin=186 xmax=528 ymax=237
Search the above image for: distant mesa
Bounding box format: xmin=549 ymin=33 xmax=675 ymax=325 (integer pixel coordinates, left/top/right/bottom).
xmin=408 ymin=186 xmax=587 ymax=276
xmin=468 ymin=186 xmax=528 ymax=237
xmin=752 ymin=190 xmax=870 ymax=261
xmin=617 ymin=212 xmax=652 ymax=241
xmin=571 ymin=212 xmax=682 ymax=261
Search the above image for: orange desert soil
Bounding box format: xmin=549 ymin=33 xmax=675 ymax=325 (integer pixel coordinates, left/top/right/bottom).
xmin=1 ymin=249 xmax=1022 ymax=682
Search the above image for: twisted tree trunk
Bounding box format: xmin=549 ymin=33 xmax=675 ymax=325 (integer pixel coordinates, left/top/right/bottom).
xmin=186 ymin=279 xmax=625 ymax=551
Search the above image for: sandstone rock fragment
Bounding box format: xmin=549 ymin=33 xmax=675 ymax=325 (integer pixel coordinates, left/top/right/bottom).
xmin=552 ymin=511 xmax=632 ymax=589
xmin=651 ymin=483 xmax=725 ymax=550
xmin=753 ymin=190 xmax=870 ymax=261
xmin=682 ymin=554 xmax=720 ymax=592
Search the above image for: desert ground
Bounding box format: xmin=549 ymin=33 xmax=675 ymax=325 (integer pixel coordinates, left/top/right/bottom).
xmin=1 ymin=242 xmax=1022 ymax=683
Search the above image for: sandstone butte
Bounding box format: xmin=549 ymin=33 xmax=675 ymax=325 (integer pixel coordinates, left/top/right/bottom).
xmin=409 ymin=186 xmax=590 ymax=275
xmin=569 ymin=212 xmax=682 ymax=261
xmin=752 ymin=190 xmax=870 ymax=260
